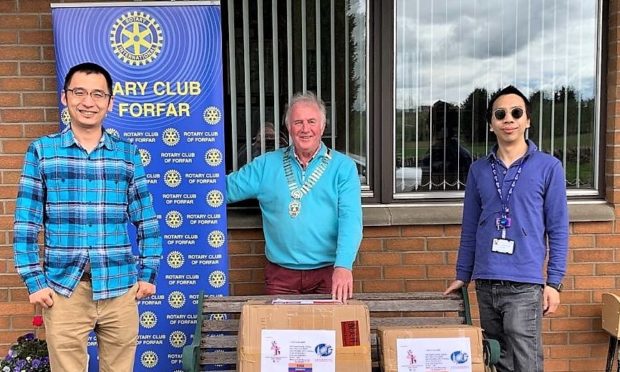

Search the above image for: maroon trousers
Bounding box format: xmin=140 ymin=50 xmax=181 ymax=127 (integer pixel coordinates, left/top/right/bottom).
xmin=264 ymin=261 xmax=334 ymax=295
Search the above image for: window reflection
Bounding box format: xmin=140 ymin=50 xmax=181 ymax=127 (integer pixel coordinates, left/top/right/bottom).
xmin=395 ymin=0 xmax=599 ymax=194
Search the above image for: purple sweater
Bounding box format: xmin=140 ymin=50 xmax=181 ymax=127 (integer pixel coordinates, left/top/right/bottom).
xmin=456 ymin=140 xmax=569 ymax=285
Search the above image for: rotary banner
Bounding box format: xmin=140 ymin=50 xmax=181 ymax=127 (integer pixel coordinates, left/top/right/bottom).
xmin=51 ymin=2 xmax=227 ymax=371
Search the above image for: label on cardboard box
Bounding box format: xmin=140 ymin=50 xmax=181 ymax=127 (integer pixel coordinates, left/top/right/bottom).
xmin=260 ymin=329 xmax=336 ymax=372
xmin=396 ymin=337 xmax=472 ymax=371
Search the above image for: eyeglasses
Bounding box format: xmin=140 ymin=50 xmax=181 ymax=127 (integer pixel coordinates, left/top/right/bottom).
xmin=65 ymin=88 xmax=111 ymax=102
xmin=493 ymin=107 xmax=525 ymax=121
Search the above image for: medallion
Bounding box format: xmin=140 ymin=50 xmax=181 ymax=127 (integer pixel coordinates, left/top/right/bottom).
xmin=289 ymin=200 xmax=301 ymax=218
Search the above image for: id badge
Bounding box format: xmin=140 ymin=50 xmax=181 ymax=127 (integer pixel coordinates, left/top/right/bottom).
xmin=492 ymin=238 xmax=515 ymax=254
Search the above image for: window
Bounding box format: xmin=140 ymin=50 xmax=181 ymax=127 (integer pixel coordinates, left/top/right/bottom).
xmin=394 ymin=0 xmax=600 ymax=198
xmin=223 ymin=0 xmax=369 ymax=189
xmin=223 ymin=0 xmax=602 ymax=203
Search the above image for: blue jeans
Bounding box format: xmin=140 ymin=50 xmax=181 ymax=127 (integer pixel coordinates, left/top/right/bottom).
xmin=475 ymin=280 xmax=544 ymax=372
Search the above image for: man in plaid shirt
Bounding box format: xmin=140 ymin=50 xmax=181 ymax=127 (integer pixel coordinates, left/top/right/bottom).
xmin=13 ymin=62 xmax=162 ymax=371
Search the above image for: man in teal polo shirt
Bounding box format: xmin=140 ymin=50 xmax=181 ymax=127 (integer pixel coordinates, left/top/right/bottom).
xmin=227 ymin=91 xmax=363 ymax=303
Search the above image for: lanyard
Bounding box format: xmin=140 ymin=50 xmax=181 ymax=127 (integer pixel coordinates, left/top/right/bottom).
xmin=490 ymin=158 xmax=525 ymax=217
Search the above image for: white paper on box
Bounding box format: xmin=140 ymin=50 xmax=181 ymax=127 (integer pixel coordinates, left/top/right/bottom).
xmin=396 ymin=337 xmax=472 ymax=372
xmin=260 ymin=329 xmax=336 ymax=372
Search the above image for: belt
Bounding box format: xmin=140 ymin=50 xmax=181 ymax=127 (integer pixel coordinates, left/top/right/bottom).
xmin=475 ymin=279 xmax=520 ymax=286
xmin=80 ymin=271 xmax=92 ymax=282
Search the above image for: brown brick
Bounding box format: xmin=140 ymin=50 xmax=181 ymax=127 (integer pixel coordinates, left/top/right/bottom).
xmin=42 ymin=45 xmax=55 ymax=61
xmin=569 ymin=359 xmax=607 ymax=371
xmin=426 ymin=265 xmax=454 ymax=278
xmin=575 ymin=276 xmax=615 ymax=289
xmin=573 ymin=249 xmax=614 ymax=262
xmin=384 ymin=238 xmax=424 ymax=251
xmin=0 ymin=124 xmax=23 ymax=138
xmin=401 ymin=225 xmax=443 ymax=237
xmin=597 ymin=262 xmax=620 ymax=275
xmin=23 ymin=92 xmax=56 ymax=107
xmin=352 ymin=266 xmax=382 ymax=280
xmin=227 ymin=269 xmax=252 ymax=282
xmin=0 ymin=155 xmax=24 ymax=169
xmin=383 ymin=266 xmax=425 ymax=279
xmin=402 ymin=252 xmax=445 ymax=265
xmin=0 ymin=93 xmax=20 ymax=107
xmin=596 ymin=235 xmax=620 ymax=248
xmin=550 ymin=318 xmax=594 ymax=331
xmin=0 ymin=62 xmax=18 ymax=76
xmin=19 ymin=30 xmax=53 ymax=45
xmin=227 ymin=229 xmax=264 ymax=240
xmin=21 ymin=61 xmax=55 ymax=76
xmin=549 ymin=344 xmax=592 ymax=358
xmin=0 ymin=1 xmax=17 ymax=12
xmin=569 ymin=235 xmax=595 ymax=248
xmin=359 ymin=238 xmax=382 ymax=251
xmin=230 ymin=283 xmax=263 ymax=296
xmin=0 ymin=30 xmax=17 ymax=44
xmin=227 ymin=241 xmax=252 ymax=254
xmin=543 ymin=359 xmax=570 ymax=371
xmin=566 ymin=263 xmax=594 ymax=276
xmin=571 ymin=304 xmax=603 ymax=317
xmin=361 ymin=279 xmax=404 ymax=293
xmin=357 ymin=252 xmax=401 ymax=266
xmin=0 ymin=15 xmax=39 ymax=29
xmin=363 ymin=226 xmax=401 ymax=238
xmin=427 ymin=237 xmax=460 ymax=250
xmin=405 ymin=280 xmax=446 ymax=292
xmin=0 ymin=77 xmax=43 ymax=92
xmin=23 ymin=123 xmax=57 ymax=137
xmin=0 ymin=274 xmax=25 ymax=287
xmin=0 ymin=46 xmax=40 ymax=60
xmin=229 ymin=255 xmax=265 ymax=269
xmin=543 ymin=332 xmax=569 ymax=345
xmin=574 ymin=222 xmax=614 ymax=234
xmin=1 ymin=108 xmax=45 ymax=123
xmin=568 ymin=331 xmax=609 ymax=345
xmin=10 ymin=288 xmax=30 ymax=302
xmin=2 ymin=140 xmax=31 ymax=154
xmin=0 ymin=303 xmax=33 ymax=316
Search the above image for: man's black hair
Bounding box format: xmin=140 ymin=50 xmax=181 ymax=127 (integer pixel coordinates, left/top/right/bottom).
xmin=63 ymin=62 xmax=113 ymax=94
xmin=485 ymin=85 xmax=531 ymax=124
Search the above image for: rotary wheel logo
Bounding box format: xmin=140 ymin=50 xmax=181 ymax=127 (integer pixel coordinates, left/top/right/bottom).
xmin=169 ymin=331 xmax=187 ymax=348
xmin=167 ymin=251 xmax=184 ymax=269
xmin=204 ymin=149 xmax=223 ymax=166
xmin=61 ymin=108 xmax=71 ymax=126
xmin=207 ymin=230 xmax=225 ymax=248
xmin=140 ymin=311 xmax=157 ymax=329
xmin=203 ymin=106 xmax=222 ymax=125
xmin=164 ymin=169 xmax=182 ymax=188
xmin=165 ymin=210 xmax=183 ymax=228
xmin=162 ymin=128 xmax=180 ymax=146
xmin=139 ymin=148 xmax=151 ymax=167
xmin=206 ymin=190 xmax=224 ymax=208
xmin=209 ymin=270 xmax=226 ymax=288
xmin=105 ymin=127 xmax=120 ymax=138
xmin=168 ymin=291 xmax=186 ymax=308
xmin=140 ymin=351 xmax=158 ymax=368
xmin=110 ymin=11 xmax=163 ymax=66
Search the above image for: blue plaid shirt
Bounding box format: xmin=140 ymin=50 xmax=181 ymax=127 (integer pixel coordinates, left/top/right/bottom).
xmin=13 ymin=127 xmax=162 ymax=300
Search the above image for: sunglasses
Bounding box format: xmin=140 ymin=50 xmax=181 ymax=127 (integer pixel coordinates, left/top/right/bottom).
xmin=493 ymin=107 xmax=525 ymax=121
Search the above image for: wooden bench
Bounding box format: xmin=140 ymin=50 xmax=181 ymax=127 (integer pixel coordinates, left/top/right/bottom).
xmin=182 ymin=288 xmax=499 ymax=371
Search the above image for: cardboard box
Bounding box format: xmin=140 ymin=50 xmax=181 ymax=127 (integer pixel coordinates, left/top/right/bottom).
xmin=378 ymin=325 xmax=485 ymax=372
xmin=238 ymin=299 xmax=372 ymax=371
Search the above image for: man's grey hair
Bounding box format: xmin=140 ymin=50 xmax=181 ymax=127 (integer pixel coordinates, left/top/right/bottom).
xmin=283 ymin=91 xmax=327 ymax=129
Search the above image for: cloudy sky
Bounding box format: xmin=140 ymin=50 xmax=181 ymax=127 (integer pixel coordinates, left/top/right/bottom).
xmin=394 ymin=0 xmax=598 ymax=108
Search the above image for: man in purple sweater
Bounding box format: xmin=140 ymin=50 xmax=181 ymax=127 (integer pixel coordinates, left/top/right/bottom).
xmin=445 ymin=85 xmax=569 ymax=372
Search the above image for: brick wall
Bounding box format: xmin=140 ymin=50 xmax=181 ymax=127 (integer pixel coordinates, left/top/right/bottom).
xmin=0 ymin=1 xmax=619 ymax=371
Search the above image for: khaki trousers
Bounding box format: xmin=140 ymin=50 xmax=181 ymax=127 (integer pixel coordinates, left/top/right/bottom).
xmin=43 ymin=281 xmax=139 ymax=372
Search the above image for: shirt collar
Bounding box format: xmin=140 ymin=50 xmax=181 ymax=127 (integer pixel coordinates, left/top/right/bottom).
xmin=60 ymin=126 xmax=116 ymax=151
xmin=290 ymin=142 xmax=326 ymax=165
xmin=488 ymin=139 xmax=537 ymax=163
